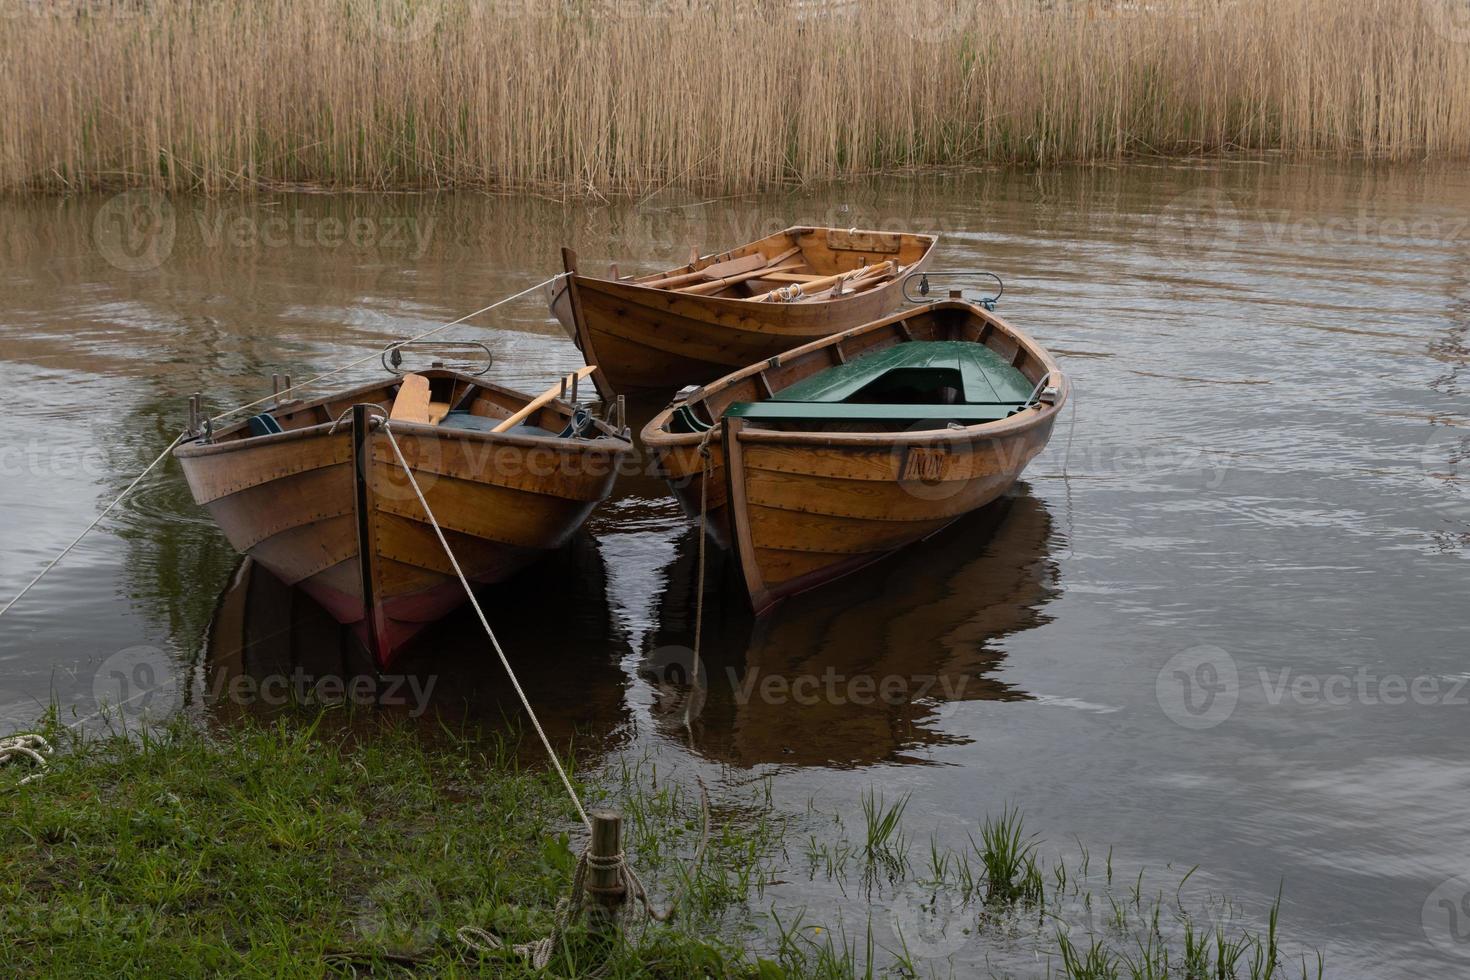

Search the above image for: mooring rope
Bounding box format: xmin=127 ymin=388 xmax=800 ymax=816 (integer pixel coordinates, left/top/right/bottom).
xmin=377 ymin=419 xmax=719 ymax=965
xmin=377 ymin=418 xmax=592 ymax=830
xmin=0 ymin=433 xmax=186 ymax=621
xmin=0 ymin=734 xmax=53 ymax=786
xmin=0 ymin=275 xmax=567 ymax=622
xmin=685 ymin=428 xmax=718 ymax=732
xmin=206 ymin=274 xmax=568 ymax=425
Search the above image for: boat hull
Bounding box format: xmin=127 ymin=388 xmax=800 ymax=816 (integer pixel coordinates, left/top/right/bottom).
xmin=178 ymin=374 xmax=629 ymax=667
xmin=644 ymin=301 xmax=1066 ymax=614
xmin=549 ymin=227 xmax=937 ymax=398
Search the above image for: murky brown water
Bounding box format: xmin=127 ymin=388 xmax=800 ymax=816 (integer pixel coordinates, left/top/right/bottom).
xmin=2 ymin=162 xmax=1468 ymax=977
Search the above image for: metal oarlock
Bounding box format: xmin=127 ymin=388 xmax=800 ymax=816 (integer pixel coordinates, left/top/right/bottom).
xmin=902 ymin=270 xmax=1004 ymax=310
xmin=380 ymin=340 xmax=493 ymax=377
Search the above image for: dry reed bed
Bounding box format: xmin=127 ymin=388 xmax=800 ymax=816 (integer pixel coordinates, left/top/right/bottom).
xmin=2 ymin=0 xmax=1468 ymax=194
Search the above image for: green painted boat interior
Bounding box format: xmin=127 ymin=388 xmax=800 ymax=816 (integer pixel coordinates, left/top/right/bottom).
xmin=773 ymin=341 xmax=1033 ymax=405
xmin=720 ymin=341 xmax=1034 ymax=429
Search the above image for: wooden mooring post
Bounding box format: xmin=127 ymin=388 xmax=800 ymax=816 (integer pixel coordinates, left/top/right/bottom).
xmin=585 ymin=811 xmax=627 ymax=931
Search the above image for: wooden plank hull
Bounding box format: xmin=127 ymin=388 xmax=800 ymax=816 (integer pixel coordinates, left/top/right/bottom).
xmin=178 ymin=372 xmax=630 ymax=668
xmin=549 ymin=226 xmax=937 ymax=398
xmin=644 ymin=300 xmax=1066 ymax=614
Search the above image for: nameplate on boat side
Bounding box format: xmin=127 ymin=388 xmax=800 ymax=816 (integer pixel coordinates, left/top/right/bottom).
xmin=901 ymin=446 xmax=949 ymax=483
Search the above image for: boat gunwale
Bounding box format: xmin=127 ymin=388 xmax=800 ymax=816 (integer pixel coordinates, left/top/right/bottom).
xmin=175 ymin=368 xmax=632 ymax=460
xmin=572 ymin=225 xmax=940 ymax=314
xmin=640 ymin=299 xmax=1068 ymax=452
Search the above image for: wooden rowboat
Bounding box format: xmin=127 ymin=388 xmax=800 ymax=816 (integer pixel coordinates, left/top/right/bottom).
xmin=176 ymin=367 xmax=631 ymax=668
xmin=642 ymin=299 xmax=1066 ymax=614
xmin=547 ymin=225 xmax=938 ymax=398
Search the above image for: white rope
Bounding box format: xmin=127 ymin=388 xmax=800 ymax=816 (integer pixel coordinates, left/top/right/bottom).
xmin=0 ymin=734 xmax=53 ymax=786
xmin=207 ymin=274 xmax=567 ymax=425
xmin=685 ymin=428 xmax=717 ymax=732
xmin=0 ymin=433 xmax=186 ymax=620
xmin=0 ymin=276 xmax=566 ymax=621
xmin=377 ymin=419 xmax=592 ymax=831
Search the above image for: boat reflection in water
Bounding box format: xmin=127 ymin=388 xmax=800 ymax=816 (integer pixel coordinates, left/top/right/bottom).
xmin=203 ymin=534 xmax=631 ymax=755
xmin=642 ymin=490 xmax=1059 ymax=767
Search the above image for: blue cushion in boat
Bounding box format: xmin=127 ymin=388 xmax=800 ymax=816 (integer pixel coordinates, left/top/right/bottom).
xmin=247 ymin=413 xmax=284 ymax=437
xmin=440 ymin=411 xmax=501 ymax=432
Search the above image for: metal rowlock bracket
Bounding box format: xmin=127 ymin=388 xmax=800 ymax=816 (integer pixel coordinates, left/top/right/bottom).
xmin=902 ymin=270 xmax=1004 ymax=310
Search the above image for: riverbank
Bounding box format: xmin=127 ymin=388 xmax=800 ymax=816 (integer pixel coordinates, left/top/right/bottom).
xmin=1 ymin=713 xmax=1320 ymax=977
xmin=3 ymin=0 xmax=1466 ymax=196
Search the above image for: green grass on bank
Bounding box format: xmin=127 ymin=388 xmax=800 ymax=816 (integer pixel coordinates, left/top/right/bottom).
xmin=0 ymin=716 xmax=742 ymax=977
xmin=0 ymin=715 xmax=1324 ymax=978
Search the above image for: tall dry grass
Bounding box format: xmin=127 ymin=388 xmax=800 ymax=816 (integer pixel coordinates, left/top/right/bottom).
xmin=2 ymin=0 xmax=1468 ymax=195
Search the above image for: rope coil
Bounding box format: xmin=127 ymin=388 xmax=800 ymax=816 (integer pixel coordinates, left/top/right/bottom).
xmin=0 ymin=734 xmax=53 ymax=786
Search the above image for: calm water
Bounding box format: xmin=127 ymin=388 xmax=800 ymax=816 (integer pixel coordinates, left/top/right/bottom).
xmin=2 ymin=162 xmax=1468 ymax=976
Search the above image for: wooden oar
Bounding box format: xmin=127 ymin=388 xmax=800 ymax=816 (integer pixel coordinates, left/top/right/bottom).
xmin=747 ymin=261 xmax=888 ymax=303
xmin=492 ymin=366 xmax=598 ymax=434
xmin=676 ymin=261 xmax=806 ymax=295
xmin=752 ymin=272 xmax=826 ymax=284
xmin=642 ymin=245 xmax=802 ymax=290
xmin=642 ymin=253 xmax=764 ymax=290
xmin=803 ymin=261 xmax=902 ymax=301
